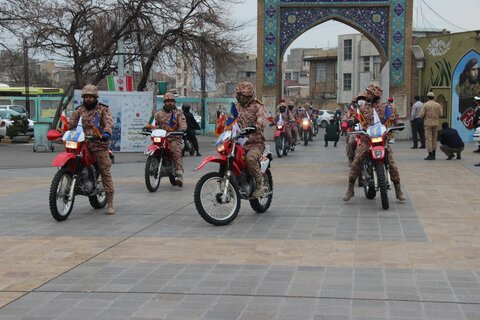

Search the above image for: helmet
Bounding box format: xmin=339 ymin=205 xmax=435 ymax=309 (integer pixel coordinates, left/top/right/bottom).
xmin=81 ymin=84 xmax=98 ymax=98
xmin=277 ymin=101 xmax=287 ymax=108
xmin=355 ymin=92 xmax=367 ymax=101
xmin=235 ymin=81 xmax=254 ymax=97
xmin=164 ymin=92 xmax=176 ymax=101
xmin=366 ymin=82 xmax=383 ymax=98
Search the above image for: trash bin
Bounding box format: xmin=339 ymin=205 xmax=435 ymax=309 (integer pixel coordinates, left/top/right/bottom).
xmin=157 ymin=81 xmax=168 ymax=95
xmin=33 ymin=122 xmax=55 ymax=152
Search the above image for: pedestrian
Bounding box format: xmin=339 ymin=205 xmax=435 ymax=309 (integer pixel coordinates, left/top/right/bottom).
xmin=68 ymin=84 xmax=116 ymax=214
xmin=324 ymin=118 xmax=340 ymax=147
xmin=182 ymin=104 xmax=202 ymax=156
xmin=410 ymin=95 xmax=426 ymax=149
xmin=473 ymin=96 xmax=480 ymax=153
xmin=439 ymin=122 xmax=464 ymax=160
xmin=419 ymin=92 xmax=443 ymax=160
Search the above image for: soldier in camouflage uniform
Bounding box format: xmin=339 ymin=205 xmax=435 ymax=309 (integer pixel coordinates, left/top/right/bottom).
xmin=345 ymin=92 xmax=367 ymax=164
xmin=274 ymin=101 xmax=291 ymax=145
xmin=155 ymin=92 xmax=187 ymax=187
xmin=235 ymin=81 xmax=267 ymax=198
xmin=68 ymin=85 xmax=116 ymax=215
xmin=419 ymin=92 xmax=443 ymax=160
xmin=343 ymin=82 xmax=406 ymax=202
xmin=286 ymin=100 xmax=298 ymax=143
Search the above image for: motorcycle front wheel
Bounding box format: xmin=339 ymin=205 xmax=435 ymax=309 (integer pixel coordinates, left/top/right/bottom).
xmin=250 ymin=169 xmax=273 ymax=213
xmin=194 ymin=172 xmax=240 ymax=226
xmin=49 ymin=167 xmax=75 ymax=221
xmin=375 ymin=162 xmax=389 ymax=210
xmin=145 ymin=156 xmax=161 ymax=192
xmin=303 ymin=130 xmax=308 ymax=146
xmin=275 ymin=137 xmax=283 ymax=158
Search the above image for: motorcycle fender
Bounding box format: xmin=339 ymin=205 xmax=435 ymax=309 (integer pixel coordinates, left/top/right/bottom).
xmin=145 ymin=144 xmax=159 ymax=156
xmin=194 ymin=155 xmax=241 ymax=176
xmin=52 ymin=153 xmax=76 ymax=168
xmin=260 ymin=158 xmax=270 ymax=173
xmin=371 ymin=146 xmax=385 ymax=160
xmin=274 ymin=130 xmax=282 ymax=138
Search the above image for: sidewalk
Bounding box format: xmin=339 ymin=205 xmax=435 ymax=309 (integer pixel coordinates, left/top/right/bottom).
xmin=0 ymin=137 xmax=479 ymax=319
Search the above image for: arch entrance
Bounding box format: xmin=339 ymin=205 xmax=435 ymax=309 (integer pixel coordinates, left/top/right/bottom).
xmin=257 ymin=0 xmax=413 ymax=108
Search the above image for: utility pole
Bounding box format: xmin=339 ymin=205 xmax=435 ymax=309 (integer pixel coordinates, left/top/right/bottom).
xmin=200 ymin=43 xmax=207 ymax=131
xmin=23 ymin=39 xmax=30 ymax=116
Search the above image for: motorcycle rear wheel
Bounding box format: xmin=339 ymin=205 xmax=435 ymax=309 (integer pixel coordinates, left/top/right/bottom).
xmin=364 ymin=181 xmax=376 ymax=199
xmin=250 ymin=169 xmax=273 ymax=213
xmin=275 ymin=137 xmax=283 ymax=158
xmin=194 ymin=172 xmax=240 ymax=226
xmin=375 ymin=162 xmax=389 ymax=210
xmin=145 ymin=156 xmax=161 ymax=192
xmin=49 ymin=168 xmax=75 ymax=221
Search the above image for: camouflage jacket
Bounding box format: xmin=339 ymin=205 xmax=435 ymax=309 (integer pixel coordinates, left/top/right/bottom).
xmin=154 ymin=109 xmax=187 ymax=140
xmin=68 ymin=103 xmax=113 ymax=151
xmin=274 ymin=112 xmax=288 ymax=124
xmin=349 ymin=100 xmax=400 ymax=141
xmin=286 ymin=109 xmax=296 ymax=122
xmin=420 ymin=100 xmax=443 ymax=126
xmin=236 ymin=99 xmax=267 ymax=145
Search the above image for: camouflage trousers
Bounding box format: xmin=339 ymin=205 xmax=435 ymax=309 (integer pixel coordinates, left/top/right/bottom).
xmin=424 ymin=125 xmax=439 ymax=152
xmin=288 ymin=124 xmax=298 ymax=141
xmin=169 ymin=137 xmax=183 ymax=172
xmin=244 ymin=144 xmax=265 ymax=181
xmin=284 ymin=126 xmax=292 ymax=144
xmin=92 ymin=150 xmax=114 ymax=195
xmin=346 ymin=137 xmax=357 ymax=162
xmin=348 ymin=142 xmax=401 ymax=184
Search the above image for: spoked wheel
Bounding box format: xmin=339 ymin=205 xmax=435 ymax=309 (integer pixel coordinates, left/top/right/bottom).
xmin=194 ymin=172 xmax=240 ymax=226
xmin=49 ymin=168 xmax=75 ymax=221
xmin=145 ymin=156 xmax=161 ymax=192
xmin=89 ymin=178 xmax=107 ymax=209
xmin=250 ymin=169 xmax=273 ymax=213
xmin=375 ymin=162 xmax=389 ymax=210
xmin=275 ymin=137 xmax=283 ymax=158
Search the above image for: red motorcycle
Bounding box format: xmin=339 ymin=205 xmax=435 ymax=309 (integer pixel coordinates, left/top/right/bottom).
xmin=348 ymin=122 xmax=405 ymax=210
xmin=142 ymin=129 xmax=184 ymax=192
xmin=270 ymin=117 xmax=290 ymax=158
xmin=46 ymin=129 xmax=108 ymax=221
xmin=193 ymin=127 xmax=273 ymax=226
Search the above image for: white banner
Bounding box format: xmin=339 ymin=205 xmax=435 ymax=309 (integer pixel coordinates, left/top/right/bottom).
xmin=73 ymin=90 xmax=154 ymax=152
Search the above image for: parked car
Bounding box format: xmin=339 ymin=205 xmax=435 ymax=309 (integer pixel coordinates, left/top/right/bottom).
xmin=0 ymin=105 xmax=28 ymax=117
xmin=0 ymin=109 xmax=34 ymax=138
xmin=0 ymin=117 xmax=6 ymax=142
xmin=316 ymin=110 xmax=335 ymax=128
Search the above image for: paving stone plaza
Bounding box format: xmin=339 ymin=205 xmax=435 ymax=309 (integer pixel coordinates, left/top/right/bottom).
xmin=0 ymin=136 xmax=480 ymax=319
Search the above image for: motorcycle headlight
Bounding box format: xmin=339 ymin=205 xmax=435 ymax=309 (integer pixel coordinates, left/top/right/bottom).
xmin=277 ymin=125 xmax=283 ymax=129
xmin=217 ymin=145 xmax=225 ymax=154
xmin=371 ymin=137 xmax=383 ymax=143
xmin=153 ymin=137 xmax=162 ymax=143
xmin=65 ymin=141 xmax=78 ymax=149
xmin=302 ymin=120 xmax=309 ymax=126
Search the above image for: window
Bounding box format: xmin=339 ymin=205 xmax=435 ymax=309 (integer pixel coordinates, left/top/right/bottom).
xmin=300 ymin=71 xmax=308 ymax=78
xmin=343 ymin=73 xmax=352 ymax=91
xmin=363 ymin=57 xmax=370 ymax=72
xmin=316 ymin=63 xmax=326 ymax=82
xmin=373 ymin=56 xmax=381 ymax=80
xmin=343 ymin=39 xmax=352 ymax=60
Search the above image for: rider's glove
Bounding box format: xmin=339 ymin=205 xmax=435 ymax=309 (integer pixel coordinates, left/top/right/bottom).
xmin=101 ymin=132 xmax=111 ymax=142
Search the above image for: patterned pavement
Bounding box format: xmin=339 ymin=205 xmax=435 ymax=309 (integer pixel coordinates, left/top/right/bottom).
xmin=0 ymin=134 xmax=480 ymax=319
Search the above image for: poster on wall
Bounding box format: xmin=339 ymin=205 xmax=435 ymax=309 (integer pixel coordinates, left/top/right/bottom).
xmin=451 ymin=50 xmax=480 ymax=143
xmin=73 ymin=90 xmax=154 ymax=152
xmin=392 ymin=94 xmax=407 ymax=118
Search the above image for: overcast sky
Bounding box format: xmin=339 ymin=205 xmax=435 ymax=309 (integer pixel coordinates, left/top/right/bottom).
xmin=230 ymin=0 xmax=480 ymax=57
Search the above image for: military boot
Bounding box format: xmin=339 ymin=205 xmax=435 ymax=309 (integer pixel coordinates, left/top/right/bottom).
xmin=432 ymin=150 xmax=436 ymax=160
xmin=394 ymin=184 xmax=406 ymax=201
xmin=106 ymin=194 xmax=115 ymax=215
xmin=175 ymin=170 xmax=183 ymax=188
xmin=251 ymin=177 xmax=265 ymax=198
xmin=342 ymin=182 xmax=355 ymax=201
xmin=424 ymin=152 xmax=434 ymax=160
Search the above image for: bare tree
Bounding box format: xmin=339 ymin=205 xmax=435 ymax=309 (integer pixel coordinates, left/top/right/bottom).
xmin=4 ymin=0 xmax=147 ymax=88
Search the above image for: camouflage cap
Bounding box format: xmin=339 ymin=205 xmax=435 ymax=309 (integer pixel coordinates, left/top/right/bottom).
xmin=235 ymin=81 xmax=254 ymax=97
xmin=366 ymin=82 xmax=383 ymax=98
xmin=81 ymin=84 xmax=98 ymax=98
xmin=164 ymin=92 xmax=176 ymax=101
xmin=355 ymin=91 xmax=367 ymax=101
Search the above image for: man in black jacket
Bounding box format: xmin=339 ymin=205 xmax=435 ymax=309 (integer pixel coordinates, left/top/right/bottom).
xmin=324 ymin=118 xmax=340 ymax=147
xmin=439 ymin=122 xmax=464 ymax=160
xmin=182 ymin=105 xmax=201 ymax=156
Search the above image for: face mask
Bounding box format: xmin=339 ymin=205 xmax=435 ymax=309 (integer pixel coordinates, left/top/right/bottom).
xmin=164 ymin=105 xmax=175 ymax=112
xmin=357 ymin=100 xmax=366 ymax=107
xmin=236 ymin=94 xmax=253 ymax=107
xmin=288 ymin=106 xmax=294 ymax=111
xmin=279 ymin=108 xmax=286 ymax=113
